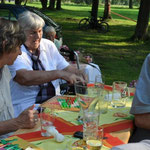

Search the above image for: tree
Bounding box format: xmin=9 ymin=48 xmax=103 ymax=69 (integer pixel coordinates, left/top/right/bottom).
xmin=48 ymin=0 xmax=55 ymax=9
xmin=15 ymin=0 xmax=22 ymax=5
xmin=91 ymin=0 xmax=99 ymax=22
xmin=56 ymin=0 xmax=61 ymax=10
xmin=129 ymin=0 xmax=133 ymax=9
xmin=40 ymin=0 xmax=48 ymax=9
xmin=132 ymin=0 xmax=150 ymax=40
xmin=103 ymin=0 xmax=112 ymax=20
xmin=1 ymin=0 xmax=5 ymax=3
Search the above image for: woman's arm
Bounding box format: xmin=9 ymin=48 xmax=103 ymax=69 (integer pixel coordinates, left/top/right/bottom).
xmin=14 ymin=69 xmax=86 ymax=86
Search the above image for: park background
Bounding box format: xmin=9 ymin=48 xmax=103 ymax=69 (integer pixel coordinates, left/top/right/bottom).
xmin=3 ymin=0 xmax=150 ymax=85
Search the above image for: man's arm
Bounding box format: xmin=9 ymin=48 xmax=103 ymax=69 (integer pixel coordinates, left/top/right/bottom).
xmin=135 ymin=113 xmax=150 ymax=130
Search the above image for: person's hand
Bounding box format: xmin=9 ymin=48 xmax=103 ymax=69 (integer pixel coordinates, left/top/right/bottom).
xmin=60 ymin=70 xmax=86 ymax=84
xmin=76 ymin=69 xmax=88 ymax=82
xmin=15 ymin=105 xmax=39 ymax=129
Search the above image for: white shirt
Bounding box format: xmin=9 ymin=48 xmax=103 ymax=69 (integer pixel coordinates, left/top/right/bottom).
xmin=84 ymin=63 xmax=101 ymax=83
xmin=9 ymin=38 xmax=69 ymax=117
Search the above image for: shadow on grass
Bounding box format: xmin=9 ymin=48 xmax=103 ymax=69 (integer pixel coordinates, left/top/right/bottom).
xmin=42 ymin=6 xmax=149 ymax=85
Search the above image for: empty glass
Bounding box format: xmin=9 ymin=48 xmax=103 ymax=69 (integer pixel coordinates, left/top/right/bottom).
xmin=111 ymin=81 xmax=129 ymax=108
xmin=98 ymin=89 xmax=109 ymax=114
xmin=40 ymin=107 xmax=55 ymax=136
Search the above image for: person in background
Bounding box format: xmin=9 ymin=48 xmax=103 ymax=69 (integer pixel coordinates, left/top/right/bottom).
xmin=44 ymin=26 xmax=62 ymax=50
xmin=0 ymin=18 xmax=38 ymax=139
xmin=8 ymin=11 xmax=86 ymax=117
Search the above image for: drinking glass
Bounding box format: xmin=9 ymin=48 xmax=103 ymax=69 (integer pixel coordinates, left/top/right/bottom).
xmin=111 ymin=81 xmax=129 ymax=108
xmin=83 ymin=110 xmax=100 ymax=141
xmin=40 ymin=107 xmax=55 ymax=136
xmin=74 ymin=83 xmax=99 ymax=123
xmin=98 ymin=89 xmax=109 ymax=114
xmin=95 ymin=74 xmax=109 ymax=114
xmin=95 ymin=74 xmax=105 ymax=89
xmin=86 ymin=128 xmax=103 ymax=150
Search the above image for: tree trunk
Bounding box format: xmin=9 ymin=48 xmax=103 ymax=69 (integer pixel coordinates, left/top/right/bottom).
xmin=1 ymin=0 xmax=5 ymax=3
xmin=56 ymin=0 xmax=61 ymax=10
xmin=40 ymin=0 xmax=47 ymax=9
xmin=15 ymin=0 xmax=22 ymax=5
xmin=24 ymin=0 xmax=28 ymax=6
xmin=48 ymin=0 xmax=55 ymax=10
xmin=129 ymin=0 xmax=133 ymax=9
xmin=91 ymin=0 xmax=99 ymax=22
xmin=132 ymin=0 xmax=150 ymax=40
xmin=103 ymin=0 xmax=112 ymax=20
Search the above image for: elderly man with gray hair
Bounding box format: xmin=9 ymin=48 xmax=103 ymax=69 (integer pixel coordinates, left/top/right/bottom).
xmin=8 ymin=11 xmax=86 ymax=117
xmin=44 ymin=26 xmax=62 ymax=50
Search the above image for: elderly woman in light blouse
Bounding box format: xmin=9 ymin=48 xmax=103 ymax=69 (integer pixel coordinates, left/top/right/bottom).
xmin=8 ymin=11 xmax=86 ymax=117
xmin=0 ymin=18 xmax=38 ymax=139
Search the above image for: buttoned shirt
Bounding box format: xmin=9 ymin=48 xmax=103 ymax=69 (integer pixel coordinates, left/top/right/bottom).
xmin=9 ymin=38 xmax=69 ymax=117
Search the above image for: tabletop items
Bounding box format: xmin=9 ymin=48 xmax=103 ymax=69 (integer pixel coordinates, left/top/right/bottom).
xmin=40 ymin=107 xmax=54 ymax=137
xmin=11 ymin=91 xmax=134 ymax=150
xmin=39 ymin=107 xmax=65 ymax=142
xmin=73 ymin=74 xmax=107 ymax=149
xmin=8 ymin=77 xmax=134 ymax=150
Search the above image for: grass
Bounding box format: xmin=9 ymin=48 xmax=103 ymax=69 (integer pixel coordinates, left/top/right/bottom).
xmin=21 ymin=3 xmax=150 ymax=85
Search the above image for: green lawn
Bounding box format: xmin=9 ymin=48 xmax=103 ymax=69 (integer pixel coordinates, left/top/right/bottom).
xmin=24 ymin=3 xmax=150 ymax=85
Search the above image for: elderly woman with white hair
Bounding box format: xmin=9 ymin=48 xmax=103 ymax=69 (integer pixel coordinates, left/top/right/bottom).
xmin=44 ymin=26 xmax=62 ymax=50
xmin=8 ymin=11 xmax=86 ymax=117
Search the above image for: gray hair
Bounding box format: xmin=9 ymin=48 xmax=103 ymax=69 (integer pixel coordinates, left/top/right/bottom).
xmin=45 ymin=26 xmax=56 ymax=34
xmin=18 ymin=11 xmax=45 ymax=30
xmin=0 ymin=18 xmax=25 ymax=57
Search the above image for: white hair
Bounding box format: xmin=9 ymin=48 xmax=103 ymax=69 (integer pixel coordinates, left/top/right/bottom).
xmin=45 ymin=26 xmax=56 ymax=34
xmin=18 ymin=11 xmax=45 ymax=30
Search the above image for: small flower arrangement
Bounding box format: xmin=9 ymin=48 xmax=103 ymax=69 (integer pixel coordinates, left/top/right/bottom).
xmin=60 ymin=45 xmax=93 ymax=64
xmin=129 ymin=80 xmax=137 ymax=88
